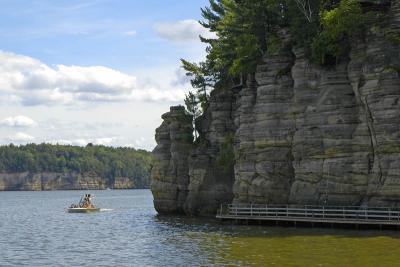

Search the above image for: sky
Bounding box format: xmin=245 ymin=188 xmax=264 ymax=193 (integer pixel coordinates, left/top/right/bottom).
xmin=0 ymin=0 xmax=211 ymax=151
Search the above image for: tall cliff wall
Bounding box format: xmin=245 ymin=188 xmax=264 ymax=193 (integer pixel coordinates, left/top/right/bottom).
xmin=151 ymin=2 xmax=400 ymax=215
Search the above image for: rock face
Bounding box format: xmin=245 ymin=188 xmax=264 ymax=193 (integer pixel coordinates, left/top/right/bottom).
xmin=151 ymin=106 xmax=193 ymax=214
xmin=151 ymin=90 xmax=238 ymax=215
xmin=151 ymin=2 xmax=400 ymax=215
xmin=0 ymin=172 xmax=142 ymax=190
xmin=184 ymin=88 xmax=238 ymax=215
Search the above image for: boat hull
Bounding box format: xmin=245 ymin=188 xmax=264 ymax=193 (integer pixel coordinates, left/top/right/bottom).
xmin=67 ymin=208 xmax=100 ymax=213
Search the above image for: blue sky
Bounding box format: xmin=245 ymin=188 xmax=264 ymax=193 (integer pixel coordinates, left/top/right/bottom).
xmin=0 ymin=0 xmax=208 ymax=69
xmin=0 ymin=0 xmax=211 ymax=150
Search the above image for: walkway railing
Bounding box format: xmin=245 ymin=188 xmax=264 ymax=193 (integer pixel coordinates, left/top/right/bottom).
xmin=217 ymin=204 xmax=400 ymax=225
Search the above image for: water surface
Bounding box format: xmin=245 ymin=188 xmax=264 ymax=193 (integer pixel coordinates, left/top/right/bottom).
xmin=1 ymin=190 xmax=400 ymax=266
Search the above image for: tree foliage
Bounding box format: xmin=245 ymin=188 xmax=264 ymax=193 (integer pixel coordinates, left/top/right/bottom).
xmin=183 ymin=0 xmax=372 ymax=135
xmin=181 ymin=59 xmax=215 ymax=109
xmin=187 ymin=0 xmax=368 ymax=75
xmin=200 ymin=0 xmax=288 ymax=78
xmin=311 ymin=0 xmax=365 ymax=65
xmin=0 ymin=143 xmax=152 ymax=188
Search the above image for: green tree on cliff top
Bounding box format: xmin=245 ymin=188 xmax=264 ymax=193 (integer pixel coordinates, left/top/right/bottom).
xmin=183 ymin=0 xmax=368 ymax=130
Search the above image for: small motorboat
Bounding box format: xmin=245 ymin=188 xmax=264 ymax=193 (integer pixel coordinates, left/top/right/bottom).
xmin=67 ymin=193 xmax=100 ymax=213
xmin=67 ymin=207 xmax=100 ymax=213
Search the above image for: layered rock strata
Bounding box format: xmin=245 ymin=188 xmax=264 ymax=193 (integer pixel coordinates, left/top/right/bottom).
xmin=183 ymin=88 xmax=238 ymax=215
xmin=150 ymin=106 xmax=193 ymax=214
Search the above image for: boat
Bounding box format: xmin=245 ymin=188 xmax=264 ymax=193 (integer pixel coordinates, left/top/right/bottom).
xmin=67 ymin=207 xmax=100 ymax=213
xmin=67 ymin=193 xmax=100 ymax=213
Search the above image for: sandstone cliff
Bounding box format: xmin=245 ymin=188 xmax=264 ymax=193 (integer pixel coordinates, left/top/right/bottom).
xmin=0 ymin=172 xmax=143 ymax=191
xmin=151 ymin=2 xmax=400 ymax=215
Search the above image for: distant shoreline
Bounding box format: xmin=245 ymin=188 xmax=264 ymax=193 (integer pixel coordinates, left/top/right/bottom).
xmin=0 ymin=171 xmax=149 ymax=191
xmin=0 ymin=144 xmax=151 ymax=190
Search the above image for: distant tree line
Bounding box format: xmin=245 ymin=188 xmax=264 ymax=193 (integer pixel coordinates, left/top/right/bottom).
xmin=0 ymin=143 xmax=152 ymax=188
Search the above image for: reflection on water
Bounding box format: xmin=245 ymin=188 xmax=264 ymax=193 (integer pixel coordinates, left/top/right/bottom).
xmin=1 ymin=190 xmax=400 ymax=266
xmin=156 ymin=215 xmax=400 ymax=266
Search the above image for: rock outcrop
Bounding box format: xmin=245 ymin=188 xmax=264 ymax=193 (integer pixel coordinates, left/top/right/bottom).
xmin=0 ymin=172 xmax=143 ymax=190
xmin=151 ymin=1 xmax=400 ymax=215
xmin=151 ymin=106 xmax=193 ymax=214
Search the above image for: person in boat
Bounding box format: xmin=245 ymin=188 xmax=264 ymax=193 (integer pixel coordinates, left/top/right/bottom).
xmin=68 ymin=194 xmax=96 ymax=210
xmin=71 ymin=194 xmax=93 ymax=209
xmin=86 ymin=194 xmax=92 ymax=207
xmin=79 ymin=197 xmax=84 ymax=208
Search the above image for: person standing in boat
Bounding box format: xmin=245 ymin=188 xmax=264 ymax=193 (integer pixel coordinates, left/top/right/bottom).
xmin=79 ymin=196 xmax=84 ymax=208
xmin=87 ymin=194 xmax=93 ymax=208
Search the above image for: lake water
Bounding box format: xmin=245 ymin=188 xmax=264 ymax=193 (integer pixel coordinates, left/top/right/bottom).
xmin=1 ymin=190 xmax=400 ymax=266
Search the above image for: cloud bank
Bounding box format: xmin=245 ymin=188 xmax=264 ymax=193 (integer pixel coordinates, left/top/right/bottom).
xmin=0 ymin=115 xmax=37 ymax=127
xmin=0 ymin=51 xmax=186 ymax=106
xmin=153 ymin=19 xmax=216 ymax=43
xmin=7 ymin=132 xmax=35 ymax=143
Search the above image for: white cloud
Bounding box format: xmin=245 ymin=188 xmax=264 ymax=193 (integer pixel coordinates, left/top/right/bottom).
xmin=93 ymin=137 xmax=116 ymax=145
xmin=0 ymin=50 xmax=186 ymax=106
xmin=48 ymin=139 xmax=73 ymax=145
xmin=42 ymin=137 xmax=118 ymax=147
xmin=0 ymin=115 xmax=37 ymax=127
xmin=37 ymin=136 xmax=154 ymax=150
xmin=72 ymin=139 xmax=88 ymax=146
xmin=133 ymin=137 xmax=155 ymax=150
xmin=170 ymin=67 xmax=190 ymax=87
xmin=8 ymin=132 xmax=35 ymax=142
xmin=48 ymin=137 xmax=117 ymax=147
xmin=153 ymin=19 xmax=216 ymax=43
xmin=123 ymin=30 xmax=137 ymax=37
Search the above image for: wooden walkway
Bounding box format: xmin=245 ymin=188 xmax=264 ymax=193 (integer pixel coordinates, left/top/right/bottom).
xmin=216 ymin=204 xmax=400 ymax=228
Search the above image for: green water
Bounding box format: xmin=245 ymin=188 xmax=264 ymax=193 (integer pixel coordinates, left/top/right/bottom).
xmin=196 ymin=229 xmax=400 ymax=266
xmin=157 ymin=214 xmax=400 ymax=266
